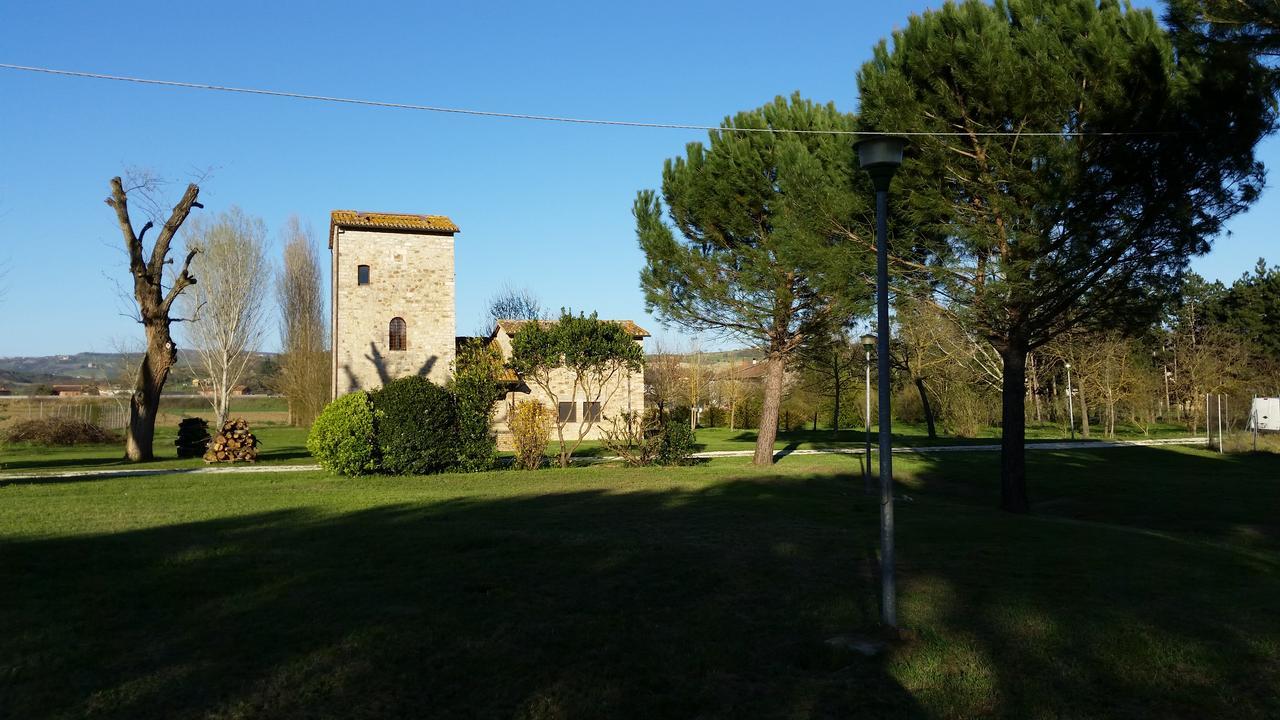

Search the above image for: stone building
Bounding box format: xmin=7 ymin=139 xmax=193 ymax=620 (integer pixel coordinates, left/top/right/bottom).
xmin=329 ymin=209 xmax=647 ymax=441
xmin=487 ymin=319 xmax=648 ymax=444
xmin=329 ymin=210 xmax=459 ymax=397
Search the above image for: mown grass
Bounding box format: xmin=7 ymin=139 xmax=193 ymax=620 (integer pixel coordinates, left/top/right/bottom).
xmin=0 ymin=418 xmax=1203 ymax=474
xmin=0 ymin=425 xmax=311 ymax=473
xmin=1 ymin=447 xmax=1276 ymax=718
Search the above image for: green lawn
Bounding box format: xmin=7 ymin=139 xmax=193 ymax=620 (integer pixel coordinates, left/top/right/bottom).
xmin=0 ymin=425 xmax=312 ymax=473
xmin=0 ymin=419 xmax=1199 ymax=474
xmin=1 ymin=447 xmax=1276 ymax=718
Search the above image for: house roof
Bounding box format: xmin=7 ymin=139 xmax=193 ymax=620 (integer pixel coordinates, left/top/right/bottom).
xmin=492 ymin=319 xmax=651 ymax=339
xmin=329 ymin=210 xmax=459 ymax=246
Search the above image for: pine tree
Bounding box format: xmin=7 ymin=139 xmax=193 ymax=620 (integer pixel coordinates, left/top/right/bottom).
xmin=856 ymin=0 xmax=1273 ymax=511
xmin=634 ymin=94 xmax=874 ymax=465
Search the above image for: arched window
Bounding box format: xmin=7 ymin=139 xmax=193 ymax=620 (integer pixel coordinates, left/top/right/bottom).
xmin=389 ymin=317 xmax=407 ymax=351
xmin=357 ymin=265 xmax=370 ymax=285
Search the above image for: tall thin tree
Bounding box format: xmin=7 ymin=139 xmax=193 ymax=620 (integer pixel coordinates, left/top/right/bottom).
xmin=276 ymin=216 xmax=330 ymax=425
xmin=179 ymin=206 xmax=271 ymax=427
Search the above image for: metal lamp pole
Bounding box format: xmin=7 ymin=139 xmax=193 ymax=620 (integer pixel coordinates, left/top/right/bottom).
xmin=861 ymin=333 xmax=876 ymax=495
xmin=1066 ymin=362 xmax=1075 ymax=441
xmin=856 ymin=136 xmax=907 ymax=629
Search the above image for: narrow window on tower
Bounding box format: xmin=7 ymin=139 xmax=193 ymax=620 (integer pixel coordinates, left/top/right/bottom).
xmin=389 ymin=317 xmax=407 ymax=351
xmin=357 ymin=265 xmax=370 ymax=285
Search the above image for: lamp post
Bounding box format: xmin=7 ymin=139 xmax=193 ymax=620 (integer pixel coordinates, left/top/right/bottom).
xmin=860 ymin=333 xmax=876 ymax=495
xmin=1065 ymin=362 xmax=1075 ymax=441
xmin=855 ymin=135 xmax=907 ymax=629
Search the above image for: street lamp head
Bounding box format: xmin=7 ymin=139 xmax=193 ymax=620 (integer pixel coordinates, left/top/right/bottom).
xmin=860 ymin=333 xmax=876 ymax=351
xmin=855 ymin=135 xmax=908 ymax=191
xmin=1065 ymin=363 xmax=1071 ymax=370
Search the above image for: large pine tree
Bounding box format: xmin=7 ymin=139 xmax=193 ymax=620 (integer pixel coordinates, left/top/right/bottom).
xmin=634 ymin=94 xmax=873 ymax=465
xmin=855 ymin=0 xmax=1273 ymax=511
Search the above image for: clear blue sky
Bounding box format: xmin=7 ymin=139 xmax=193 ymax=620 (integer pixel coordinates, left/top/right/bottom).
xmin=1 ymin=0 xmax=1275 ymax=356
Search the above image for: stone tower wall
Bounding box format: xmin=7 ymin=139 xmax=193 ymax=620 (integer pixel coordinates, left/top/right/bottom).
xmin=331 ymin=227 xmax=456 ymax=396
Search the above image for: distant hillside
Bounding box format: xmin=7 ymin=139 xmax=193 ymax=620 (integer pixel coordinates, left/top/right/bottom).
xmin=0 ymin=352 xmax=278 ymax=394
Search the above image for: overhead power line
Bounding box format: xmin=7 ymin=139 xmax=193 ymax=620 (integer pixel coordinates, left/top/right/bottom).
xmin=1 ymin=62 xmax=1163 ymax=137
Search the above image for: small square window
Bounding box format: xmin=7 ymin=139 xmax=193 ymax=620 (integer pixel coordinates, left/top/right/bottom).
xmin=583 ymin=401 xmax=602 ymax=422
xmin=357 ymin=265 xmax=370 ymax=285
xmin=557 ymin=402 xmax=577 ymax=423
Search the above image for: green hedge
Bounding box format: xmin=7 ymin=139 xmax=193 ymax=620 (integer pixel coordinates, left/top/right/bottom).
xmin=307 ymin=391 xmax=379 ymax=476
xmin=372 ymin=376 xmax=459 ymax=475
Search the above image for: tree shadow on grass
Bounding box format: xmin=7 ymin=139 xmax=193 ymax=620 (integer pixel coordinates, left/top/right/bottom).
xmin=0 ymin=478 xmax=923 ymax=719
xmin=4 ymin=451 xmax=1278 ymax=718
xmin=886 ymin=446 xmax=1280 ymax=716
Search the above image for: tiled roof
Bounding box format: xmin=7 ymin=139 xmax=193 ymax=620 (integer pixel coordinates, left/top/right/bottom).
xmin=330 ymin=210 xmax=459 ymax=234
xmin=493 ymin=319 xmax=651 ymax=338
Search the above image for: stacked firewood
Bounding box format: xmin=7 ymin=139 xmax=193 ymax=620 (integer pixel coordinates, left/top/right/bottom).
xmin=175 ymin=417 xmax=211 ymax=458
xmin=202 ymin=418 xmax=260 ymax=463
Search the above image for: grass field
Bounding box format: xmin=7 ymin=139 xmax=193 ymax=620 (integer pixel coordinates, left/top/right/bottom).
xmin=0 ymin=420 xmax=1202 ymax=474
xmin=1 ymin=446 xmax=1277 ymax=718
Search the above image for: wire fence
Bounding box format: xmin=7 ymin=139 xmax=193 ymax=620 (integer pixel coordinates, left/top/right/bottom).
xmin=4 ymin=399 xmax=131 ymax=429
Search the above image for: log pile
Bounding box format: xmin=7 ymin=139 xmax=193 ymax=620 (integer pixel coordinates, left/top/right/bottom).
xmin=175 ymin=417 xmax=211 ymax=458
xmin=202 ymin=418 xmax=260 ymax=463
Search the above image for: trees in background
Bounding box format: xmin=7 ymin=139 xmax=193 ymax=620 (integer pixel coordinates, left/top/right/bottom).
xmin=635 ymin=94 xmax=873 ymax=465
xmin=276 ymin=216 xmax=330 ymax=427
xmin=107 ymin=176 xmax=203 ymax=461
xmin=483 ymin=284 xmax=543 ymax=335
xmin=855 ymin=0 xmax=1273 ymax=512
xmin=179 ymin=207 xmax=271 ymax=428
xmin=508 ymin=311 xmax=645 ymax=467
xmin=796 ymin=332 xmax=861 ymax=437
xmin=643 ymin=340 xmax=684 ymax=414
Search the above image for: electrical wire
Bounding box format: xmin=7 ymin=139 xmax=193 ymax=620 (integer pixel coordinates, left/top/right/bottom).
xmin=0 ymin=62 xmax=1163 ymax=137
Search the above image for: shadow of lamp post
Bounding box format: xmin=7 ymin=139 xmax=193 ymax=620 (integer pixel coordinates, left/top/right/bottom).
xmin=855 ymin=135 xmax=907 ymax=629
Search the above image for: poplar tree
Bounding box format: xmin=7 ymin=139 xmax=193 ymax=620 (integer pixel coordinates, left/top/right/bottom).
xmin=856 ymin=0 xmax=1272 ymax=511
xmin=634 ymin=94 xmax=873 ymax=465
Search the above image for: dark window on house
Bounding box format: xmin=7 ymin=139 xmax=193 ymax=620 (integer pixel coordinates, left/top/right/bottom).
xmin=558 ymin=401 xmax=576 ymax=423
xmin=389 ymin=317 xmax=407 ymax=351
xmin=357 ymin=265 xmax=370 ymax=285
xmin=583 ymin=401 xmax=602 ymax=422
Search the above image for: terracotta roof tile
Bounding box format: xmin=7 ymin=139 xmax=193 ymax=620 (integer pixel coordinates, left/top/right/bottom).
xmin=330 ymin=210 xmax=459 ymax=234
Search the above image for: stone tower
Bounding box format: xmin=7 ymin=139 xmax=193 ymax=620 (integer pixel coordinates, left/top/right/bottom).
xmin=329 ymin=210 xmax=459 ymax=397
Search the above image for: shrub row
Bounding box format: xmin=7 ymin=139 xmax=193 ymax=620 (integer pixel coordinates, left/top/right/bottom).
xmin=308 ymin=375 xmax=494 ymax=477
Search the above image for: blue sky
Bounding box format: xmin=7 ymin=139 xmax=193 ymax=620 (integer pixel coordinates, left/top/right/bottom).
xmin=1 ymin=0 xmax=1275 ymax=356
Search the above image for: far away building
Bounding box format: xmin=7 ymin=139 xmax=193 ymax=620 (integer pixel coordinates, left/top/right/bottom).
xmin=328 ymin=209 xmax=646 ymax=441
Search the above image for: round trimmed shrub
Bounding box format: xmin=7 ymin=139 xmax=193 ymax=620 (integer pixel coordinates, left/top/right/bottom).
xmin=307 ymin=391 xmax=379 ymax=476
xmin=372 ymin=376 xmax=459 ymax=475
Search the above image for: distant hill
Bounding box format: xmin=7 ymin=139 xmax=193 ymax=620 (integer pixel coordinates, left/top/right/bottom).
xmin=0 ymin=352 xmax=278 ymax=394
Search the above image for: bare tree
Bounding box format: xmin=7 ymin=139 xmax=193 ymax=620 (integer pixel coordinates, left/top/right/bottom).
xmin=684 ymin=337 xmax=704 ymax=430
xmin=481 ymin=283 xmax=543 ymax=335
xmin=644 ymin=339 xmax=685 ymax=414
xmin=106 ymin=175 xmax=203 ymax=461
xmin=276 ymin=216 xmax=330 ymax=426
xmin=179 ymin=206 xmax=271 ymax=427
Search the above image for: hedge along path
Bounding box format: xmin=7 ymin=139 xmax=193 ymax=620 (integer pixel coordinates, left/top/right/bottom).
xmin=0 ymin=437 xmax=1209 ymax=483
